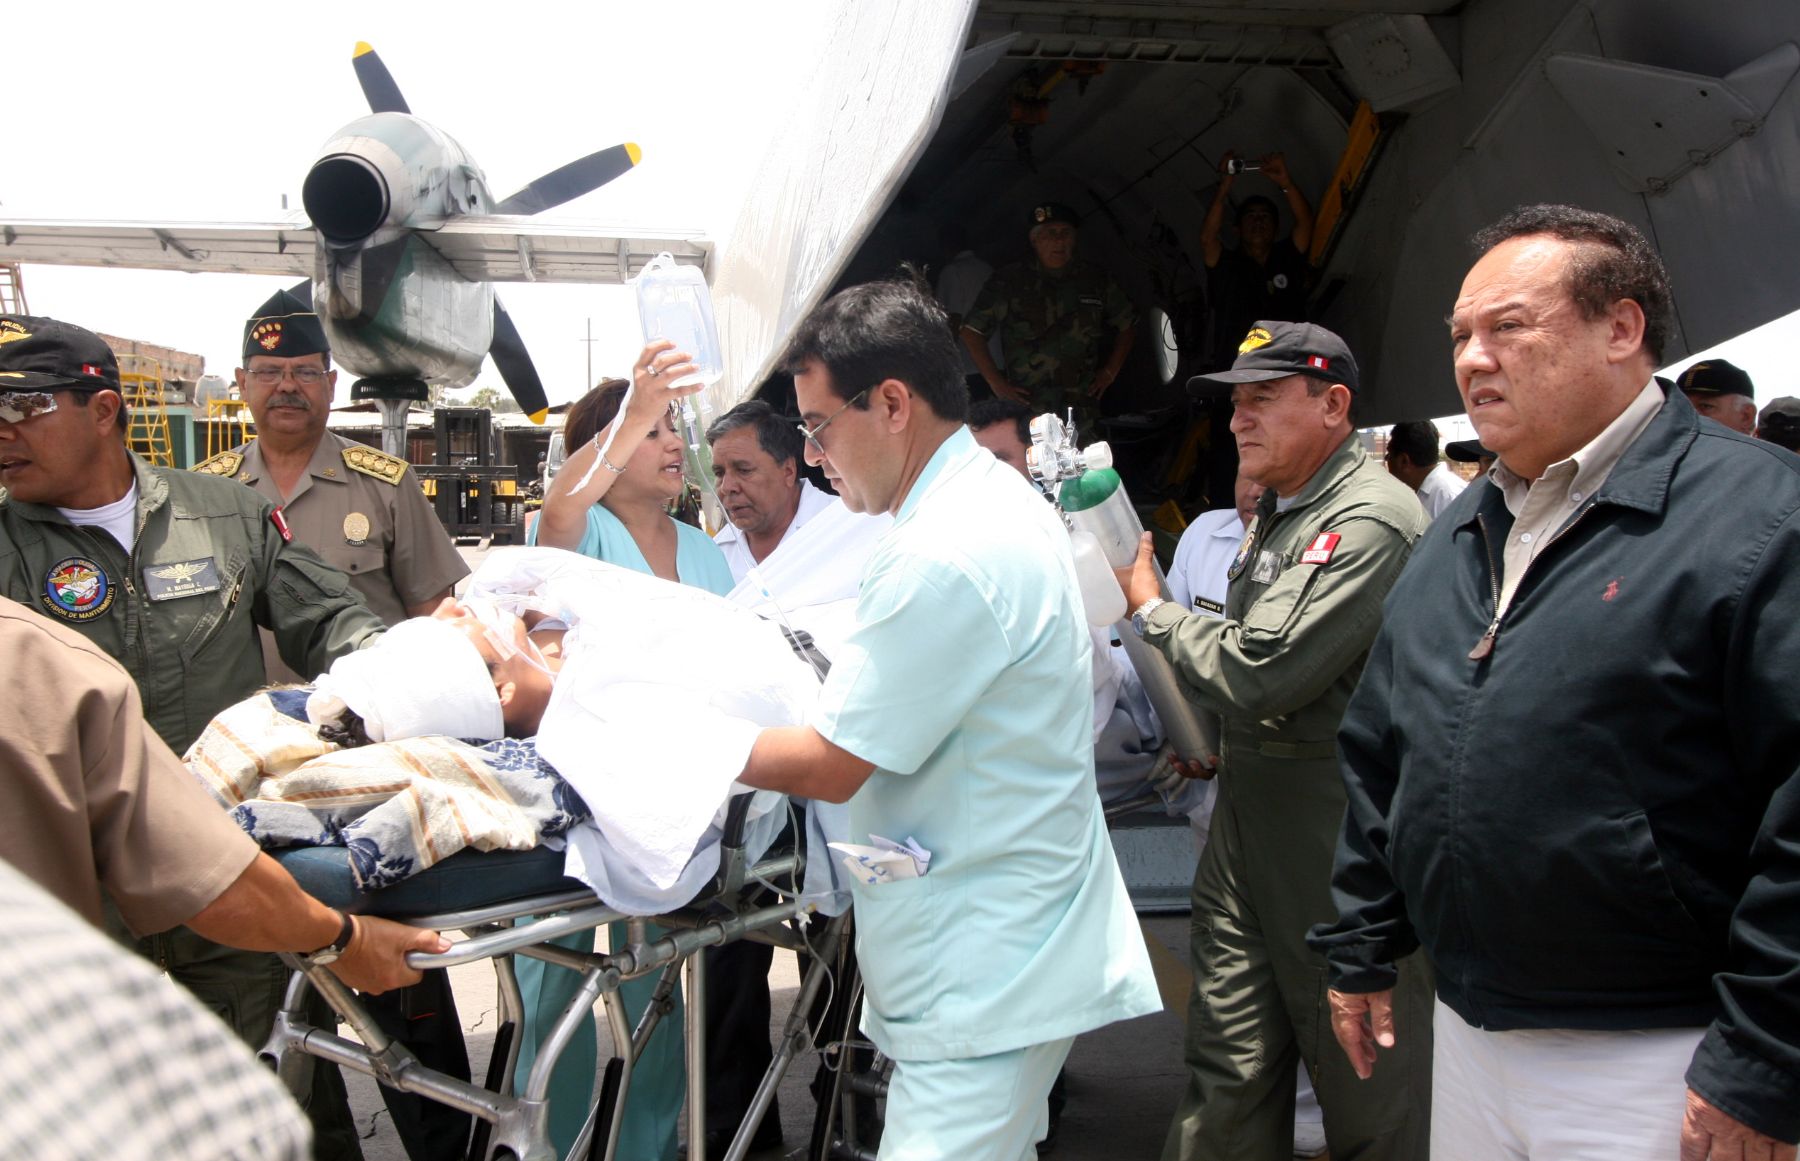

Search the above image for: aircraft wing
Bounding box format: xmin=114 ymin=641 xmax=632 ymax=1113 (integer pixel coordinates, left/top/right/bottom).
xmin=0 ymin=215 xmax=711 ymax=284
xmin=426 ymin=216 xmax=711 ymax=283
xmin=0 ymin=217 xmax=315 ymax=276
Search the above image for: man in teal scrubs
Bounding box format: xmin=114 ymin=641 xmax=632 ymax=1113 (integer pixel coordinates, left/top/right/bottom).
xmin=741 ymin=278 xmax=1160 ymax=1158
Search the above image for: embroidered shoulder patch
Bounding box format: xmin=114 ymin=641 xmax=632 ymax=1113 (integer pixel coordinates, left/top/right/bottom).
xmin=1299 ymin=532 xmax=1342 ymax=565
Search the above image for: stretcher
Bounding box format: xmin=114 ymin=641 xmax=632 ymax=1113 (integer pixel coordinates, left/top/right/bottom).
xmin=263 ymin=792 xmax=847 ymax=1161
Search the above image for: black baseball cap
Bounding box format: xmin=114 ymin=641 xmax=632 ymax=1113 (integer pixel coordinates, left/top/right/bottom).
xmin=0 ymin=315 xmax=121 ymax=393
xmin=1028 ymin=203 xmax=1080 ymax=231
xmin=1675 ymin=359 xmax=1753 ymax=398
xmin=1758 ymin=396 xmax=1800 ymax=425
xmin=1445 ymin=438 xmax=1494 ymax=463
xmin=1189 ymin=320 xmax=1360 ymax=394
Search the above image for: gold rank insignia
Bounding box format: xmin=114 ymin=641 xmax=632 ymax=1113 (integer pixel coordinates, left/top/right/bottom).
xmin=341 ymin=445 xmax=408 ymax=485
xmin=191 ymin=450 xmax=244 ymax=477
xmin=251 ymin=320 xmax=284 ymax=351
xmin=343 ymin=512 xmax=371 ymax=545
xmin=1239 ymin=327 xmax=1274 ymax=354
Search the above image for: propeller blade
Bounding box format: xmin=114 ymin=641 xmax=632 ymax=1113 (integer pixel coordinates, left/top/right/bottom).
xmin=493 ymin=143 xmax=642 ymax=216
xmin=489 ymin=298 xmax=549 ymax=423
xmin=352 ymin=42 xmax=410 ymax=114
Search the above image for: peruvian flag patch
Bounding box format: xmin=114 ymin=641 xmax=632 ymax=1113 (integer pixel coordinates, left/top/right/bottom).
xmin=1306 ymin=355 xmax=1330 ymax=371
xmin=1300 ymin=531 xmax=1341 ymax=564
xmin=270 ymin=506 xmax=292 ymax=543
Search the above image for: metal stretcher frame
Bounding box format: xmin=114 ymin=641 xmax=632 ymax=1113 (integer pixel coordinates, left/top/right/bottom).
xmin=261 ymin=795 xmax=844 ymax=1161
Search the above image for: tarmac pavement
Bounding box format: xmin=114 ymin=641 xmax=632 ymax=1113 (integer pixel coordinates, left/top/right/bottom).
xmin=345 ymin=915 xmax=1195 ymax=1160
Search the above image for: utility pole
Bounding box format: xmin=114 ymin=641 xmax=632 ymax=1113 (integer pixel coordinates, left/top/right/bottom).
xmin=581 ymin=317 xmax=599 ymax=391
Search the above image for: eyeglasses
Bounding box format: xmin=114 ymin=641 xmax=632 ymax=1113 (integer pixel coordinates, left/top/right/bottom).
xmin=244 ymin=366 xmax=328 ymax=387
xmin=795 ymin=388 xmax=870 ymax=454
xmin=0 ymin=391 xmax=60 ymax=424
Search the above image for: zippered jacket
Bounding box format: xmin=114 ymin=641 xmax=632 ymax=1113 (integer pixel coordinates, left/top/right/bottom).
xmin=0 ymin=453 xmax=385 ymax=753
xmin=1310 ymin=388 xmax=1800 ymax=1142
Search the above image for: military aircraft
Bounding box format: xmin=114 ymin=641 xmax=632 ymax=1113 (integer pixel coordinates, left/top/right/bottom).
xmin=8 ymin=2 xmax=1799 ymax=443
xmin=708 ymin=0 xmax=1800 ymax=435
xmin=1 ymin=42 xmax=709 ymax=446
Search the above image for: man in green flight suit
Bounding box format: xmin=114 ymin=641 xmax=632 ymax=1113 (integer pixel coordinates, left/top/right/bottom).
xmin=960 ymin=202 xmax=1136 ymax=430
xmin=1118 ymin=320 xmax=1434 ymax=1161
xmin=0 ymin=314 xmax=385 ymax=1160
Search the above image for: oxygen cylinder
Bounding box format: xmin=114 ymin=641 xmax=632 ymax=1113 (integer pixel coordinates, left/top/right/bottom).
xmin=1056 ymin=443 xmax=1220 ymax=763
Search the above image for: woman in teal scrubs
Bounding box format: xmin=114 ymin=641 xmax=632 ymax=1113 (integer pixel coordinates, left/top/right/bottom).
xmin=526 ymin=341 xmax=731 ymax=1159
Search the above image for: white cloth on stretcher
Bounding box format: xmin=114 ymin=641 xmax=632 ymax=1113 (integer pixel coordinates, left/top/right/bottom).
xmin=464 ymin=547 xmax=838 ymax=915
xmin=720 ymin=498 xmax=891 ymax=916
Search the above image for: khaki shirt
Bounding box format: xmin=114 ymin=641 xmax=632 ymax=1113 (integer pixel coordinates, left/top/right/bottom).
xmin=0 ymin=597 xmax=258 ymax=936
xmin=1489 ymin=378 xmax=1662 ymax=617
xmin=1142 ymin=435 xmax=1426 ymax=765
xmin=203 ymin=433 xmax=468 ymax=681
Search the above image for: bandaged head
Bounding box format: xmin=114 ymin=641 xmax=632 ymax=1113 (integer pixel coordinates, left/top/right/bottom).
xmin=309 ymin=617 xmax=505 ymax=742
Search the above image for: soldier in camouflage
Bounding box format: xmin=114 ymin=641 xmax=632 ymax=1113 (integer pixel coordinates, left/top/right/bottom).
xmin=960 ymin=203 xmax=1136 ymax=433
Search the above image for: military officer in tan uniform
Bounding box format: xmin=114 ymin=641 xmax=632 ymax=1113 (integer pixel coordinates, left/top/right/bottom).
xmin=194 ymin=289 xmax=468 ymax=682
xmin=196 ymin=289 xmax=474 ymax=1158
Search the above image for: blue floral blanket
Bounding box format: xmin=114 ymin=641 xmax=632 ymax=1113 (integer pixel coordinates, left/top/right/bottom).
xmin=184 ymin=689 xmax=589 ymax=891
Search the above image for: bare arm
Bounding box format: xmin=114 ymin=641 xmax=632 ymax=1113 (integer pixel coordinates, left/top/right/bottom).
xmin=1261 ymin=153 xmax=1315 ymax=256
xmin=186 ymin=852 xmax=448 ymax=995
xmin=1201 ymin=151 xmax=1238 ymax=268
xmin=741 ymin=725 xmax=876 ymax=805
xmin=536 ymin=340 xmax=703 ymax=551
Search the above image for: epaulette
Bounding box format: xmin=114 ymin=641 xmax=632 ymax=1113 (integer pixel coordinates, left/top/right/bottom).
xmin=341 ymin=445 xmax=409 ymax=486
xmin=192 ymin=450 xmax=244 ymax=477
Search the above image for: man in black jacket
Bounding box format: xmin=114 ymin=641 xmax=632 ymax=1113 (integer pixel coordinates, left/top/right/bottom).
xmin=1310 ymin=204 xmax=1800 ymax=1159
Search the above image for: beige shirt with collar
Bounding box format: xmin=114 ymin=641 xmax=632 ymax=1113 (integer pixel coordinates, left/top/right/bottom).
xmin=1489 ymin=378 xmax=1663 ymax=617
xmin=231 ymin=432 xmax=468 ymax=679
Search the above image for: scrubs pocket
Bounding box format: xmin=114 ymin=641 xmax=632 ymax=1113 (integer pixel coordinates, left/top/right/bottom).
xmin=850 ymin=872 xmax=944 ymax=1028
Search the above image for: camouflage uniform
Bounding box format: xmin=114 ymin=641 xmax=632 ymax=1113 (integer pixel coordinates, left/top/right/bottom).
xmin=962 ymin=258 xmax=1135 ymax=423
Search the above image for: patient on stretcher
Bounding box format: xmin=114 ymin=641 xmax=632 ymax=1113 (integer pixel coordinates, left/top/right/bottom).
xmin=184 ymin=548 xmax=836 ymax=914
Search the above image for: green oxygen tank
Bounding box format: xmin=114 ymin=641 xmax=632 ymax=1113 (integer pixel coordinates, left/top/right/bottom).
xmin=1031 ymin=418 xmax=1220 ymax=764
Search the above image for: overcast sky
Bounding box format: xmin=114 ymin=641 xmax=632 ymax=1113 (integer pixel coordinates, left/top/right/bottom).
xmin=6 ymin=1 xmax=1795 ymax=423
xmin=4 ymin=1 xmax=832 ymax=407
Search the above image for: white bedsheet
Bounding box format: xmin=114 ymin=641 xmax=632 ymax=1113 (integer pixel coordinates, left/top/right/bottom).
xmin=465 ymin=548 xmax=825 ymax=913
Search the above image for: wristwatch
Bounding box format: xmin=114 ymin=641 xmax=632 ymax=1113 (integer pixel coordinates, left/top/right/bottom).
xmin=306 ymin=910 xmax=356 ymax=966
xmin=1130 ymin=597 xmax=1167 ymax=637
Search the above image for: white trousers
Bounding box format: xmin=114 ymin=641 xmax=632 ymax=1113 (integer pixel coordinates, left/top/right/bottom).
xmin=1430 ymin=998 xmax=1703 ymax=1160
xmin=880 ymin=1037 xmax=1075 ymax=1161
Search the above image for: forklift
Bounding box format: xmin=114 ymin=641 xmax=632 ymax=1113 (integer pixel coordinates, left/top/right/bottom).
xmin=416 ymin=407 xmax=525 ymax=543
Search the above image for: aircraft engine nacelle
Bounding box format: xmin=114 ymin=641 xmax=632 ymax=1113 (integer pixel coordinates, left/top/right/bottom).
xmin=302 ymin=113 xmax=490 ymax=244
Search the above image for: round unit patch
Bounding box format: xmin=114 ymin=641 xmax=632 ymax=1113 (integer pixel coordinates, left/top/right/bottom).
xmin=43 ymin=556 xmax=115 ymax=622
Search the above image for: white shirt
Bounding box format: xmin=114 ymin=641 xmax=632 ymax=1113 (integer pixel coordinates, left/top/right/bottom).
xmin=1416 ymin=461 xmax=1467 ymax=521
xmin=1167 ymin=507 xmax=1245 ymax=618
xmin=57 ymin=483 xmax=139 ymax=554
xmin=720 ymin=480 xmax=892 ymax=661
xmin=713 ymin=477 xmax=837 ymax=583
